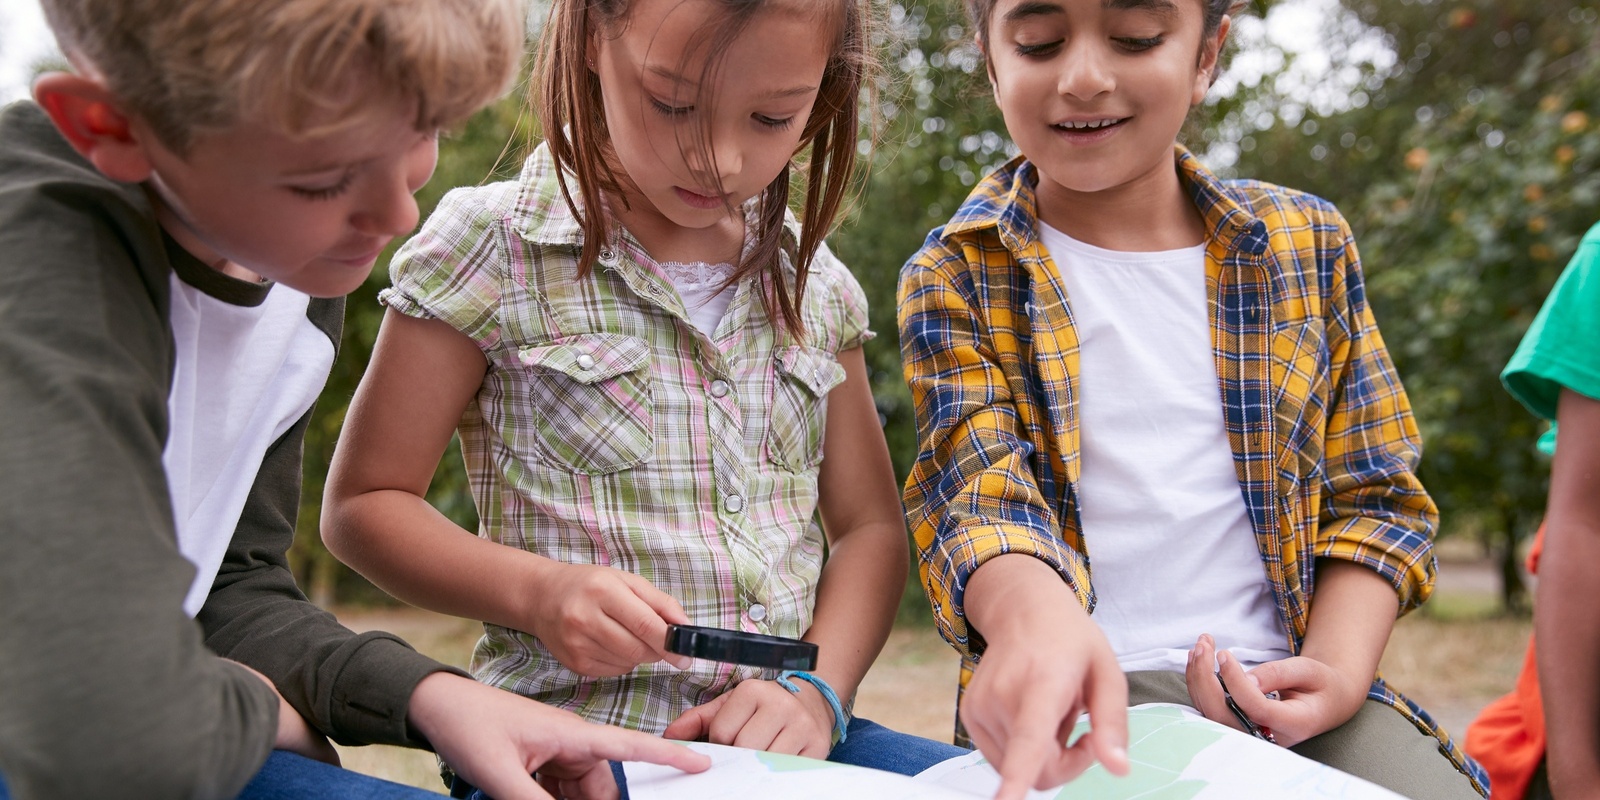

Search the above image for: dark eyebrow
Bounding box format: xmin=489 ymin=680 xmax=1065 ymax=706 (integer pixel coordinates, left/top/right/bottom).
xmin=1105 ymin=0 xmax=1179 ymax=14
xmin=646 ymin=65 xmax=817 ymax=100
xmin=1001 ymin=1 xmax=1064 ymax=23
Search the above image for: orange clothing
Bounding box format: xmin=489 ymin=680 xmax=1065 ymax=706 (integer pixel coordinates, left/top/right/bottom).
xmin=1465 ymin=527 xmax=1546 ymax=799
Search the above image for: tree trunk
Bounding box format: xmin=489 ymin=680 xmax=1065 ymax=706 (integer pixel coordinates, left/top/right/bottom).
xmin=1499 ymin=508 xmax=1527 ymax=614
xmin=309 ymin=552 xmax=340 ymax=609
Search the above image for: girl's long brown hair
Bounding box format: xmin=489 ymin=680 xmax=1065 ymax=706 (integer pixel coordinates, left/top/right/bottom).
xmin=535 ymin=0 xmax=872 ymax=338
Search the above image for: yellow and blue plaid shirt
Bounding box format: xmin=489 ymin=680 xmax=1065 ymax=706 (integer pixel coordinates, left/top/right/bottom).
xmin=898 ymin=147 xmax=1485 ymax=794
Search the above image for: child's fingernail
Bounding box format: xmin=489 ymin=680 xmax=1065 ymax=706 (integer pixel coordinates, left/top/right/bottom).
xmin=1249 ymin=674 xmax=1263 ymax=691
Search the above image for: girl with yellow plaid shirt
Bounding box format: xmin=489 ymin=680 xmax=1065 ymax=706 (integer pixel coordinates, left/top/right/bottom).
xmin=898 ymin=1 xmax=1485 ymax=798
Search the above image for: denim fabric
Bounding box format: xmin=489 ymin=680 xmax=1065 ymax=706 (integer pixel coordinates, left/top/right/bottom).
xmin=0 ymin=752 xmax=441 ymax=800
xmin=239 ymin=751 xmax=446 ymax=799
xmin=448 ymin=762 xmax=632 ymax=800
xmin=826 ymin=717 xmax=969 ymax=775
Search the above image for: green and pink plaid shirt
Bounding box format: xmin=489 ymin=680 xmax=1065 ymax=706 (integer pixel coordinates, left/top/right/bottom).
xmin=382 ymin=143 xmax=872 ymax=733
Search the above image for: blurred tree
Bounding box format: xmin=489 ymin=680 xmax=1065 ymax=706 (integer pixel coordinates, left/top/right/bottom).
xmin=1219 ymin=0 xmax=1600 ymax=612
xmin=832 ymin=1 xmax=1008 ymax=483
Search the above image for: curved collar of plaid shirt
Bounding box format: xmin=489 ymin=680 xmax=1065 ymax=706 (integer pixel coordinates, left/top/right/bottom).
xmin=897 ymin=146 xmax=1485 ymax=794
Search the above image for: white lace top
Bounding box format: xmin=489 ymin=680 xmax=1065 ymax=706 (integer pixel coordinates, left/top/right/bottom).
xmin=659 ymin=259 xmax=738 ymax=336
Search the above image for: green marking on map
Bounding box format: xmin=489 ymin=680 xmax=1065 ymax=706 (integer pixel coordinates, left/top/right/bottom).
xmin=754 ymin=751 xmax=842 ymax=773
xmin=1052 ymin=706 xmax=1225 ymax=800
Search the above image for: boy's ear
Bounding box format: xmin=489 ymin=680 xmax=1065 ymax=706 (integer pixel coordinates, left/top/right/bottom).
xmin=32 ymin=72 xmax=156 ymax=184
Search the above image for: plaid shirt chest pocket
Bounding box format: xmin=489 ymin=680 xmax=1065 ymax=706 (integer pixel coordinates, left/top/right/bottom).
xmin=765 ymin=345 xmax=846 ymax=472
xmin=515 ymin=333 xmax=655 ymax=474
xmin=1269 ymin=295 xmax=1333 ymax=488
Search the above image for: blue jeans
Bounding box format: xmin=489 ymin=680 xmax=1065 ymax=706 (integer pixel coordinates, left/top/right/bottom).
xmin=827 ymin=717 xmax=970 ymax=774
xmin=448 ymin=717 xmax=969 ymax=799
xmin=0 ymin=751 xmax=443 ymax=799
xmin=238 ymin=751 xmax=446 ymax=799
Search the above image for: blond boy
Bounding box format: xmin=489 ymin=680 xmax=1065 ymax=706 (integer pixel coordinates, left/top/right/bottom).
xmin=0 ymin=1 xmax=705 ymax=798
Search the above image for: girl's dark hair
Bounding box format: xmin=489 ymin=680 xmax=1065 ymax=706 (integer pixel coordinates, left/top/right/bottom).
xmin=965 ymin=0 xmax=1242 ymax=81
xmin=535 ymin=0 xmax=873 ymax=337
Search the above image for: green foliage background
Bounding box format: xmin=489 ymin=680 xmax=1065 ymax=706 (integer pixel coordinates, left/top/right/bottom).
xmin=292 ymin=0 xmax=1591 ymax=614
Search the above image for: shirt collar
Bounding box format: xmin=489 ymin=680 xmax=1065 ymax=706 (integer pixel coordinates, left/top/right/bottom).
xmin=941 ymin=145 xmax=1270 ymax=257
xmin=511 ymin=141 xmax=589 ymax=247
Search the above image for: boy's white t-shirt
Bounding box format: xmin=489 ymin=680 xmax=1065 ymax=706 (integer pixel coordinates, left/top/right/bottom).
xmin=163 ymin=270 xmax=335 ymax=617
xmin=1037 ymin=221 xmax=1292 ymax=673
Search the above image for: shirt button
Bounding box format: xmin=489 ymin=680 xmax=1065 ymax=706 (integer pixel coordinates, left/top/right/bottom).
xmin=710 ymin=380 xmax=730 ymax=398
xmin=575 ymin=354 xmax=595 ymax=371
xmin=599 ymin=248 xmax=620 ymax=266
xmin=748 ymin=603 xmax=768 ymax=622
xmin=723 ymin=494 xmax=744 ymax=514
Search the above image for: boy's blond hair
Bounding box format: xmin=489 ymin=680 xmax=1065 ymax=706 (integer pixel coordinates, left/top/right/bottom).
xmin=41 ymin=0 xmax=527 ymax=152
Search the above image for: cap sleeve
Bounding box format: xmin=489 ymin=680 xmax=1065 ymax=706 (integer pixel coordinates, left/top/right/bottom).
xmin=805 ymin=240 xmax=875 ymax=353
xmin=380 ymin=183 xmax=516 ymax=352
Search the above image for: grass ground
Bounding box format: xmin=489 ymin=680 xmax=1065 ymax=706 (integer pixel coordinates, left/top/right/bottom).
xmin=330 ymin=556 xmax=1532 ymax=791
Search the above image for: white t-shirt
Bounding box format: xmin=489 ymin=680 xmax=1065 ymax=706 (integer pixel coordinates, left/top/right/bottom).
xmin=163 ymin=266 xmax=335 ymax=617
xmin=1037 ymin=221 xmax=1291 ymax=673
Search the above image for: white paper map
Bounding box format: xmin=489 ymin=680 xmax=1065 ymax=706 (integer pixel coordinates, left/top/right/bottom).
xmin=624 ymin=704 xmax=1407 ymax=800
xmin=624 ymin=741 xmax=978 ymax=800
xmin=916 ymin=704 xmax=1407 ymax=799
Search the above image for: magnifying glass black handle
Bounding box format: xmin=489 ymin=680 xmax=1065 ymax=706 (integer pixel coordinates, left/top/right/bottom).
xmin=664 ymin=624 xmax=819 ymax=671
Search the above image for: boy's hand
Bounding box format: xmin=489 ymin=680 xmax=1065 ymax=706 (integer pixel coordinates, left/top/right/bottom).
xmin=409 ymin=672 xmax=711 ymax=800
xmin=661 ymin=678 xmax=835 ymax=759
xmin=961 ymin=556 xmax=1130 ymax=800
xmin=527 ymin=562 xmax=694 ymax=676
xmin=1184 ymin=634 xmax=1367 ymax=748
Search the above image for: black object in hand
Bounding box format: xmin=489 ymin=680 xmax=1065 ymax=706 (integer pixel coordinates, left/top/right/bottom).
xmin=664 ymin=624 xmax=818 ymax=671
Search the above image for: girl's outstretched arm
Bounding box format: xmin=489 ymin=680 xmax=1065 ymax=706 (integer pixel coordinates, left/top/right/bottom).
xmin=1536 ymin=388 xmax=1600 ymax=797
xmin=803 ymin=346 xmax=910 ymax=724
xmin=663 ymin=347 xmax=904 ymax=757
xmin=321 ymin=308 xmax=689 ymax=676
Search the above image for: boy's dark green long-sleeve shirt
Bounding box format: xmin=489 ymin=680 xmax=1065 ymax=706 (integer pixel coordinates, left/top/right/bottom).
xmin=0 ymin=101 xmax=456 ymax=800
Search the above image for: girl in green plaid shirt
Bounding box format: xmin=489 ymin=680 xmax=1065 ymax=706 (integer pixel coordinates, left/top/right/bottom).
xmin=897 ymin=0 xmax=1484 ymax=798
xmin=322 ymin=0 xmax=966 ymax=790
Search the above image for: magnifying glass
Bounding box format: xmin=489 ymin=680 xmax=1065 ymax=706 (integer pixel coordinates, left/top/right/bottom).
xmin=664 ymin=624 xmax=818 ymax=671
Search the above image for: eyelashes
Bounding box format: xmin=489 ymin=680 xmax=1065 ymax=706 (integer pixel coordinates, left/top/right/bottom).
xmin=649 ymin=97 xmax=692 ymax=118
xmin=289 ymin=172 xmax=356 ymax=201
xmin=1016 ymin=40 xmax=1064 ymax=57
xmin=1117 ymin=35 xmax=1165 ymax=51
xmin=649 ymin=97 xmax=796 ymax=130
xmin=1014 ymin=34 xmax=1167 ymax=57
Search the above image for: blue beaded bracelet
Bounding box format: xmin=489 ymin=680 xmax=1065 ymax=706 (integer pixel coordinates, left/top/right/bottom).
xmin=776 ymin=670 xmax=849 ymax=746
